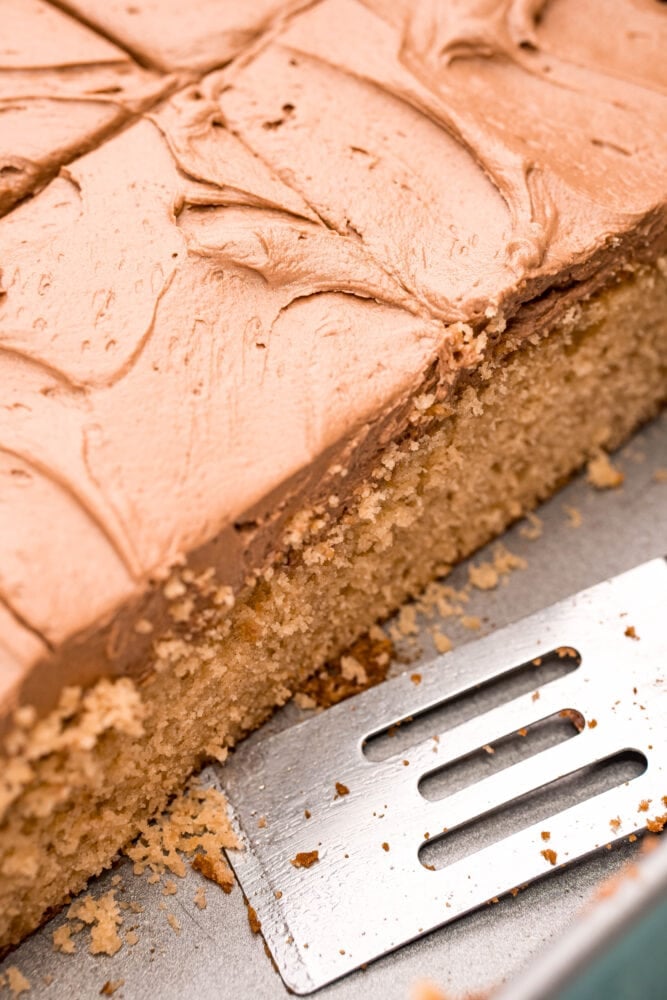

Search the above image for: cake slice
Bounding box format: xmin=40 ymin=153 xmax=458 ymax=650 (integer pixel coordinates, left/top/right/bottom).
xmin=0 ymin=0 xmax=666 ymax=952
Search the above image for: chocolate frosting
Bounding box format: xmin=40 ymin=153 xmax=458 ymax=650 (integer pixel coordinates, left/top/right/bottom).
xmin=1 ymin=0 xmax=666 ymax=721
xmin=0 ymin=0 xmax=175 ymax=217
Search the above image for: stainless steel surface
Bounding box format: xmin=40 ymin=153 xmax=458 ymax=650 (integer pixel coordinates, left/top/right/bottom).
xmin=495 ymin=836 xmax=667 ymax=1000
xmin=220 ymin=560 xmax=667 ymax=994
xmin=1 ymin=413 xmax=665 ymax=1000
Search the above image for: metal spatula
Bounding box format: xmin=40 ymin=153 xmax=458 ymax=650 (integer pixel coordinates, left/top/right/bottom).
xmin=214 ymin=558 xmax=667 ymax=995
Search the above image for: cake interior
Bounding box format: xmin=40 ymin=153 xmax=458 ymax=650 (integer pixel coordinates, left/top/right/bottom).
xmin=0 ymin=260 xmax=666 ymax=950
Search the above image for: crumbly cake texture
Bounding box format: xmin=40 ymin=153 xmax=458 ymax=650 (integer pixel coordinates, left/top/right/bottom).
xmin=1 ymin=0 xmax=667 ymax=951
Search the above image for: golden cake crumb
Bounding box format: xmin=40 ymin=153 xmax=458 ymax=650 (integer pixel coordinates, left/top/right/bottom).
xmin=4 ymin=966 xmax=31 ymax=996
xmin=246 ymin=903 xmax=261 ymax=934
xmin=191 ymin=852 xmax=235 ymax=893
xmin=100 ymin=980 xmax=124 ymax=996
xmin=126 ymin=781 xmax=238 ymax=878
xmin=290 ymin=851 xmax=319 ymax=869
xmin=125 ymin=930 xmax=139 ymax=947
xmin=468 ymin=562 xmax=499 ymax=591
xmin=432 ymin=629 xmax=453 ymax=654
xmin=162 ymin=880 xmax=177 ymax=895
xmin=335 ymin=782 xmax=350 ymax=797
xmin=166 ymin=912 xmax=181 ymax=935
xmin=625 ymin=625 xmax=639 ymax=640
xmin=541 ymin=849 xmax=558 ymax=865
xmin=68 ymin=890 xmax=124 ymax=957
xmin=646 ymin=814 xmax=667 ymax=833
xmin=53 ymin=922 xmax=77 ymax=954
xmin=587 ymin=449 xmax=624 ymax=489
xmin=653 ymin=467 xmax=667 ymax=483
xmin=563 ymin=504 xmax=583 ymax=528
xmin=519 ymin=512 xmax=543 ymax=540
xmin=461 ymin=616 xmax=482 ymax=631
xmin=194 ymin=887 xmax=207 ymax=910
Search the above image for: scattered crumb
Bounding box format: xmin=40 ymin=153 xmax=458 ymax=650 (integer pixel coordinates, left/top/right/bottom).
xmin=100 ymin=981 xmax=124 ymax=997
xmin=67 ymin=890 xmax=123 ymax=957
xmin=638 ymin=800 xmax=650 ymax=812
xmin=610 ymin=817 xmax=621 ymax=832
xmin=563 ymin=504 xmax=583 ymax=528
xmin=652 ymin=467 xmax=667 ymax=483
xmin=541 ymin=849 xmax=558 ymax=866
xmin=304 ymin=809 xmax=311 ymax=819
xmin=192 ymin=852 xmax=235 ymax=893
xmin=625 ymin=625 xmax=639 ymax=640
xmin=519 ymin=512 xmax=543 ymax=540
xmin=461 ymin=615 xmax=482 ymax=631
xmin=517 ymin=727 xmax=528 ymax=737
xmin=587 ymin=450 xmax=624 ymax=489
xmin=468 ymin=545 xmax=525 ymax=591
xmin=194 ymin=887 xmax=207 ymax=910
xmin=432 ymin=629 xmax=453 ymax=654
xmin=540 ymin=831 xmax=551 ymax=841
xmin=257 ymin=815 xmax=267 ymax=829
xmin=335 ymin=781 xmax=350 ymax=797
xmin=410 ymin=672 xmax=422 ymax=685
xmin=588 ymin=719 xmax=598 ymax=729
xmin=5 ymin=967 xmax=31 ymax=996
xmin=166 ymin=912 xmax=181 ymax=935
xmin=53 ymin=923 xmax=77 ymax=954
xmin=531 ymin=690 xmax=540 ymax=702
xmin=162 ymin=880 xmax=177 ymax=896
xmin=126 ymin=780 xmax=239 ymax=879
xmin=290 ymin=851 xmax=319 ymax=869
xmin=629 ymin=834 xmax=637 ymax=843
xmin=482 ymin=744 xmax=495 ymax=755
xmin=297 ymin=632 xmax=393 ymax=707
xmin=125 ymin=930 xmax=139 ymax=947
xmin=646 ymin=814 xmax=667 ymax=833
xmin=247 ymin=903 xmax=262 ymax=934
xmin=492 ymin=543 xmax=527 ymax=576
xmin=468 ymin=562 xmax=499 ymax=591
xmin=382 ymin=842 xmax=390 ymax=852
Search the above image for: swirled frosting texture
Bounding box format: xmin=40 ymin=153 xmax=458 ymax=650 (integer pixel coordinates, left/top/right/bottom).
xmin=0 ymin=0 xmax=174 ymax=217
xmin=1 ymin=0 xmax=666 ymax=716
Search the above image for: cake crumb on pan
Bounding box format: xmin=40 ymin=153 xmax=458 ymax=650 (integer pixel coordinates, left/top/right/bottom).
xmin=2 ymin=966 xmax=31 ymax=996
xmin=100 ymin=980 xmax=124 ymax=996
xmin=587 ymin=449 xmax=624 ymax=489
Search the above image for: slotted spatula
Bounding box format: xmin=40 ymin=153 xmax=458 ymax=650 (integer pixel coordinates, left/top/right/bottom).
xmin=214 ymin=557 xmax=667 ymax=995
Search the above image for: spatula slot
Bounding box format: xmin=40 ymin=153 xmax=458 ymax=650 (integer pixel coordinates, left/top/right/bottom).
xmin=419 ymin=749 xmax=647 ymax=870
xmin=363 ymin=647 xmax=581 ymax=761
xmin=418 ymin=710 xmax=583 ymax=802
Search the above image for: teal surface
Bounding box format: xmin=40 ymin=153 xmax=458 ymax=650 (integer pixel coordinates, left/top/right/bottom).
xmin=556 ymin=895 xmax=667 ymax=1000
